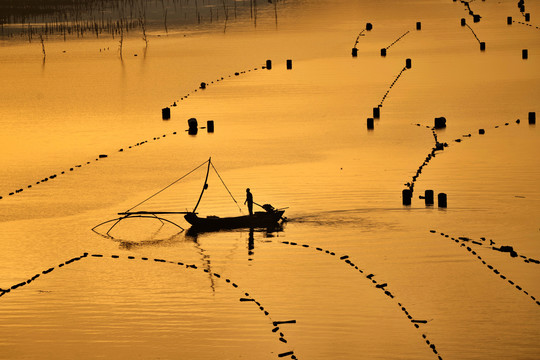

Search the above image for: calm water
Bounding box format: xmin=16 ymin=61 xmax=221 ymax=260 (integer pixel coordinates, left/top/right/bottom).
xmin=1 ymin=1 xmax=539 ymax=359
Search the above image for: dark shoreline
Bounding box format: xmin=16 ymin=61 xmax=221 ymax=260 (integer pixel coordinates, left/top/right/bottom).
xmin=1 ymin=0 xmax=288 ymax=40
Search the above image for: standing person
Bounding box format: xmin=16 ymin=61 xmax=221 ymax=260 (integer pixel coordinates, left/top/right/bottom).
xmin=244 ymin=188 xmax=253 ymax=216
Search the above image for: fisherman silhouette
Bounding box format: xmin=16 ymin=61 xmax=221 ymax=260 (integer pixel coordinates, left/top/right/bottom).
xmin=244 ymin=188 xmax=254 ymax=216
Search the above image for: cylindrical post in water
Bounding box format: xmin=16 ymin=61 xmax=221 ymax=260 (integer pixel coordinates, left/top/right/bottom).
xmin=522 ymin=49 xmax=528 ymax=60
xmin=438 ymin=193 xmax=447 ymax=208
xmin=529 ymin=112 xmax=536 ymax=124
xmin=416 ymin=22 xmax=421 ymax=30
xmin=461 ymin=18 xmax=466 ymax=26
xmin=162 ymin=107 xmax=170 ymax=120
xmin=480 ymin=42 xmax=486 ymax=51
xmin=373 ymin=107 xmax=380 ymax=119
xmin=367 ymin=118 xmax=374 ymax=130
xmin=425 ymin=190 xmax=434 ymax=206
xmin=207 ymin=120 xmax=214 ymax=132
xmin=525 ymin=13 xmax=530 ymax=22
xmin=402 ymin=189 xmax=412 ymax=206
xmin=286 ymin=59 xmax=293 ymax=69
xmin=266 ymin=59 xmax=272 ymax=70
xmin=434 ymin=117 xmax=446 ymax=129
xmin=479 ymin=128 xmax=485 ymax=134
xmin=188 ymin=117 xmax=198 ymax=131
xmin=352 ymin=48 xmax=358 ymax=57
xmin=380 ymin=48 xmax=387 ymax=57
xmin=507 ymin=16 xmax=512 ymax=25
xmin=406 ymin=58 xmax=412 ymax=69
xmin=473 ymin=14 xmax=480 ymax=23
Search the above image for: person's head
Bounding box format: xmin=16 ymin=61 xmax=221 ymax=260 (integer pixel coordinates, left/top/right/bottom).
xmin=246 ymin=188 xmax=250 ymax=192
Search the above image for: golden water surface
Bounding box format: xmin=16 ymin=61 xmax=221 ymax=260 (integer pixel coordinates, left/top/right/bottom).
xmin=0 ymin=0 xmax=539 ymax=359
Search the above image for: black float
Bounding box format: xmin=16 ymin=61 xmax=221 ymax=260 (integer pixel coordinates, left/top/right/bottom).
xmin=367 ymin=118 xmax=374 ymax=130
xmin=188 ymin=117 xmax=198 ymax=135
xmin=522 ymin=49 xmax=528 ymax=59
xmin=416 ymin=22 xmax=421 ymax=30
xmin=438 ymin=193 xmax=447 ymax=208
xmin=434 ymin=117 xmax=446 ymax=129
xmin=162 ymin=107 xmax=170 ymax=120
xmin=266 ymin=59 xmax=272 ymax=70
xmin=286 ymin=59 xmax=292 ymax=70
xmin=529 ymin=112 xmax=536 ymax=124
xmin=424 ymin=190 xmax=434 ymax=206
xmin=402 ymin=189 xmax=412 ymax=205
xmin=507 ymin=16 xmax=513 ymax=25
xmin=188 ymin=117 xmax=198 ymax=129
xmin=373 ymin=107 xmax=380 ymax=119
xmin=207 ymin=120 xmax=214 ymax=132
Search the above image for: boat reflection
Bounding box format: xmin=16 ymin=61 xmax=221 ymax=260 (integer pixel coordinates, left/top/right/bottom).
xmin=184 ymin=223 xmax=284 ymax=239
xmin=186 ymin=224 xmax=284 ymax=262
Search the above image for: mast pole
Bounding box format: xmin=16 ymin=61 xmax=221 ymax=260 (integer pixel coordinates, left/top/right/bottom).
xmin=192 ymin=157 xmax=211 ymax=213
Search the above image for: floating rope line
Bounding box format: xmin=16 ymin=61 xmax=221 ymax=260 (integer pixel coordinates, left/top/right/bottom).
xmin=441 ymin=116 xmax=520 ymax=144
xmin=464 ymin=23 xmax=482 ymax=44
xmin=167 ymin=58 xmax=287 ymax=109
xmin=0 ymin=130 xmax=181 ymax=201
xmin=276 ymin=240 xmax=443 ymax=359
xmin=379 ymin=23 xmax=420 ymax=58
xmin=405 ymin=115 xmax=527 ymax=194
xmin=384 ymin=30 xmax=410 ymax=51
xmin=1 ymin=252 xmax=299 ymax=359
xmin=379 ymin=65 xmax=409 ymax=107
xmin=0 ymin=253 xmax=89 ymax=297
xmin=457 ymin=0 xmax=482 ymax=22
xmin=512 ymin=20 xmax=540 ymax=30
xmin=351 ymin=23 xmax=373 ymax=56
xmin=404 ymin=129 xmax=447 ymax=194
xmin=352 ymin=28 xmax=366 ymax=49
xmin=430 ymin=231 xmax=540 ymax=265
xmin=430 ymin=230 xmax=540 ymax=306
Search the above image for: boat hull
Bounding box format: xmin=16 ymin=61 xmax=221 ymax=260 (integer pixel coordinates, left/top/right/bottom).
xmin=184 ymin=211 xmax=284 ymax=231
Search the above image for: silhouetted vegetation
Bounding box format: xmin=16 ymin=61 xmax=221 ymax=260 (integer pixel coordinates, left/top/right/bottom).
xmin=0 ymin=0 xmax=287 ymax=40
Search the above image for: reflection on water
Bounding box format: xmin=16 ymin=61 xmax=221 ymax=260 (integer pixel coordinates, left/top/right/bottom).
xmin=114 ymin=230 xmax=185 ymax=250
xmin=1 ymin=0 xmax=540 ymax=359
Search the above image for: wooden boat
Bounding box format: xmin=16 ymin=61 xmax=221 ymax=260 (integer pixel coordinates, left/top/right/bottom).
xmin=184 ymin=208 xmax=285 ymax=231
xmin=184 ymin=159 xmax=285 ymax=231
xmin=92 ymin=157 xmax=285 ymax=236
